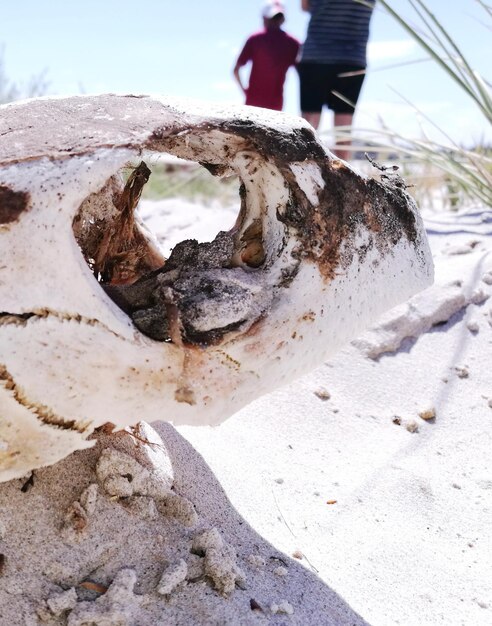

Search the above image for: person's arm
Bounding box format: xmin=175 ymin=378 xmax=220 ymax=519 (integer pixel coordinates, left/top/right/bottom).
xmin=233 ymin=39 xmax=252 ymax=96
xmin=301 ymin=0 xmax=310 ymax=12
xmin=233 ymin=63 xmax=247 ymax=96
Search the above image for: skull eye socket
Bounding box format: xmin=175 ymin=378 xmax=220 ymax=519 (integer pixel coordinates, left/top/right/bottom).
xmin=72 ymin=156 xmax=268 ymax=346
xmin=73 ymin=160 xmax=165 ymax=286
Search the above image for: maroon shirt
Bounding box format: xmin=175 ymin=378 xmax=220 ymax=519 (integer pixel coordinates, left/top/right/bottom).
xmin=236 ymin=28 xmax=300 ymax=111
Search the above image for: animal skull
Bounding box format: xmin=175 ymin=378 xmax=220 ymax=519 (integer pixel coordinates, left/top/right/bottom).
xmin=0 ymin=95 xmax=433 ymax=481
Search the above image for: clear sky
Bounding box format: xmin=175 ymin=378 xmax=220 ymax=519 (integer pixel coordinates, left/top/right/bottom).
xmin=1 ymin=0 xmax=490 ymax=146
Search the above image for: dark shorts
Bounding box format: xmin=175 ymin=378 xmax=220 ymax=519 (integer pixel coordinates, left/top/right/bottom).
xmin=298 ymin=62 xmax=366 ymax=114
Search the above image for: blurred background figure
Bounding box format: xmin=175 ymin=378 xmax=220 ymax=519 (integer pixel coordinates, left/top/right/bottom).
xmin=298 ymin=0 xmax=375 ymax=160
xmin=233 ymin=1 xmax=300 ymax=111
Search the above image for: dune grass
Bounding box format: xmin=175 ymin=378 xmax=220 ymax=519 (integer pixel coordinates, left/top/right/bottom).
xmin=343 ymin=0 xmax=492 ymax=209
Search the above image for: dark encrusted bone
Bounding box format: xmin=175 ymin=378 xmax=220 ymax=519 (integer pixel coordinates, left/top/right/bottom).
xmin=103 ymin=230 xmax=268 ymax=344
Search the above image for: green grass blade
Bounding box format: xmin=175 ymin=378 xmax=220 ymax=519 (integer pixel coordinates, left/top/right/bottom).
xmin=377 ymin=0 xmax=491 ymax=119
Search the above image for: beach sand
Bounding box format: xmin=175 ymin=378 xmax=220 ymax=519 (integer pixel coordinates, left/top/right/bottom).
xmin=0 ymin=199 xmax=491 ymax=625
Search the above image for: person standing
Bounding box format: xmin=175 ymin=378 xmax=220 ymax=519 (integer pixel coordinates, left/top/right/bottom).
xmin=233 ymin=1 xmax=300 ymax=111
xmin=298 ymin=0 xmax=375 ymax=159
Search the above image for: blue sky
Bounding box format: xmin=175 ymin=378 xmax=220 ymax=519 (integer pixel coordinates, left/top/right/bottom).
xmin=2 ymin=1 xmax=490 ymax=146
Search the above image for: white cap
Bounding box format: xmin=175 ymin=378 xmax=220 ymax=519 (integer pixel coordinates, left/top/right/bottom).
xmin=262 ymin=1 xmax=285 ymax=19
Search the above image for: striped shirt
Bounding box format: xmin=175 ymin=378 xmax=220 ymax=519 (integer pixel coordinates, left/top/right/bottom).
xmin=300 ymin=0 xmax=375 ymax=67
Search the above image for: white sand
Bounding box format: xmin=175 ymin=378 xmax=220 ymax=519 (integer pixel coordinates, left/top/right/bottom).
xmin=179 ymin=203 xmax=492 ymax=625
xmin=1 ymin=199 xmax=491 ymax=625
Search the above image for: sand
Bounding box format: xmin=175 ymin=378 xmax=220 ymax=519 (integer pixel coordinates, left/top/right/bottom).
xmin=1 ymin=198 xmax=491 ymax=625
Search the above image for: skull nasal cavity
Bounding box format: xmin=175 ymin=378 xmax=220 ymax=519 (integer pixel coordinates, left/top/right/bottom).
xmin=0 ymin=186 xmax=30 ymax=224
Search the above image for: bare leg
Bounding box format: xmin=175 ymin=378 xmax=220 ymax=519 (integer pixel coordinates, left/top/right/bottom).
xmin=334 ymin=112 xmax=354 ymax=161
xmin=302 ymin=111 xmax=321 ymax=130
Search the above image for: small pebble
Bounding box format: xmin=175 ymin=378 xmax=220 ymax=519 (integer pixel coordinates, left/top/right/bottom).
xmin=274 ymin=478 xmax=284 ymax=484
xmin=406 ymin=421 xmax=419 ymax=433
xmin=314 ymin=388 xmax=331 ymax=401
xmin=292 ymin=550 xmax=303 ymax=560
xmin=488 ymin=399 xmax=492 ymax=409
xmin=470 ymin=288 xmax=488 ymax=304
xmin=481 ymin=271 xmax=492 ymax=285
xmin=419 ymin=408 xmax=436 ymax=421
xmin=247 ymin=555 xmax=266 ymax=568
xmin=466 ymin=321 xmax=479 ymax=333
xmin=392 ymin=416 xmax=402 ymax=425
xmin=157 ymin=559 xmax=188 ymax=595
xmin=274 ymin=566 xmax=288 ymax=577
xmin=455 ymin=366 xmax=469 ymax=379
xmin=271 ymin=601 xmax=294 ymax=615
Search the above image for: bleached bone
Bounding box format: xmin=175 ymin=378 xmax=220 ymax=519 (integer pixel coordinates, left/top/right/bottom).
xmin=0 ymin=95 xmax=433 ymax=481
